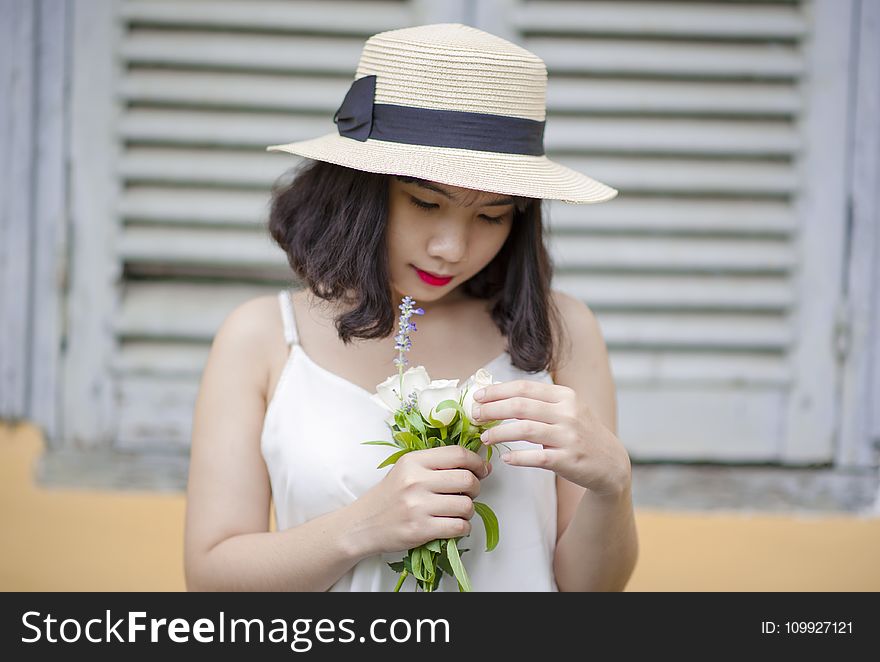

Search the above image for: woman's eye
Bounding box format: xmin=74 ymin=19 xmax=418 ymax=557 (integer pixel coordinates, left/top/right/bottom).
xmin=408 ymin=196 xmax=505 ymax=225
xmin=408 ymin=196 xmax=437 ymax=211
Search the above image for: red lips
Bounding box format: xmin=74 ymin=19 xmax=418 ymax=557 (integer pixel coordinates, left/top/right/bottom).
xmin=414 ymin=266 xmax=453 ymax=286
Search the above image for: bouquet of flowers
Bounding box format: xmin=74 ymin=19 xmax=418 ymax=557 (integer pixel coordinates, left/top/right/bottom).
xmin=363 ymin=295 xmax=506 ymax=592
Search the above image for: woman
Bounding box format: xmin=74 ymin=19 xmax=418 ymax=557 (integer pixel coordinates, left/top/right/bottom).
xmin=184 ymin=23 xmax=638 ymax=591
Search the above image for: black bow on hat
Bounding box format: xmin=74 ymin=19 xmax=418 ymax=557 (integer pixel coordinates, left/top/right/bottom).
xmin=332 ymin=75 xmax=377 ymax=142
xmin=331 ymin=74 xmax=545 ymax=155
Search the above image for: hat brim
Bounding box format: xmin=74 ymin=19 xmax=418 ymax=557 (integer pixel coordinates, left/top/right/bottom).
xmin=266 ymin=132 xmax=618 ymax=205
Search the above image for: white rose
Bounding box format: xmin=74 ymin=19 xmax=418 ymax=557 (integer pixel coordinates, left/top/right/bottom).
xmin=415 ymin=379 xmax=461 ymax=427
xmin=372 ymin=365 xmax=431 ymax=413
xmin=461 ymin=368 xmax=500 ymax=423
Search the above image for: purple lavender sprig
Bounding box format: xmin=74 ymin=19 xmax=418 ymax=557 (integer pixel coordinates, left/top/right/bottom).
xmin=393 ymin=295 xmax=424 ymax=411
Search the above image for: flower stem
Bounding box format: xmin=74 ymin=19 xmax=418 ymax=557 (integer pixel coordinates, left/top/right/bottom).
xmin=393 ymin=569 xmax=408 ymax=592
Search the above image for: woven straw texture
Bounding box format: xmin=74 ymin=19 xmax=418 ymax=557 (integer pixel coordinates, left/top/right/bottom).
xmin=267 ymin=23 xmax=618 ymax=205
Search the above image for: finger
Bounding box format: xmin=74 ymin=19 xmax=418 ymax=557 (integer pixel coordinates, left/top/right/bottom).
xmin=473 ymin=396 xmax=565 ymax=425
xmin=428 ymin=495 xmax=475 ymax=519
xmin=480 ymin=419 xmax=561 ymax=447
xmin=473 ymin=379 xmax=566 ymax=405
xmin=417 ymin=445 xmax=488 ymax=476
xmin=430 ymin=516 xmax=471 ymax=540
xmin=501 ymin=448 xmax=563 ymax=471
xmin=426 ymin=469 xmax=481 ymax=498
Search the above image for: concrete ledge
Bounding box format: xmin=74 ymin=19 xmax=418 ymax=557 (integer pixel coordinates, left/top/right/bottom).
xmin=35 ymin=449 xmax=880 ymax=514
xmin=632 ymin=463 xmax=880 ymax=515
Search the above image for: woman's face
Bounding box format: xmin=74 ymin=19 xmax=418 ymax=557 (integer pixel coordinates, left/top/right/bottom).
xmin=386 ymin=176 xmax=515 ymax=305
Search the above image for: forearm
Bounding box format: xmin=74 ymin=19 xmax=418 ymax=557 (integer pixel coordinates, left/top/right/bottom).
xmin=188 ymin=504 xmax=372 ymax=592
xmin=553 ymin=481 xmax=639 ymax=592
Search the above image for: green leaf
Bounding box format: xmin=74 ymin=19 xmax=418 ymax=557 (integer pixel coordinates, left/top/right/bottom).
xmin=444 ymin=538 xmax=472 ymax=592
xmin=473 ymin=501 xmax=500 ymax=552
xmin=362 ymin=440 xmax=399 ymax=448
xmin=410 ymin=547 xmax=425 ymax=581
xmin=406 ymin=410 xmax=427 ymax=436
xmin=424 ymin=539 xmax=442 ymax=553
xmin=393 ymin=430 xmax=422 ymax=450
xmin=486 ymin=445 xmax=493 ymax=463
xmin=377 ymin=448 xmax=410 ymax=469
xmin=387 ymin=560 xmax=405 ymax=573
xmin=463 ymin=436 xmax=482 ymax=452
xmin=436 ymin=549 xmax=455 ymax=577
xmin=422 ymin=548 xmax=435 ymax=582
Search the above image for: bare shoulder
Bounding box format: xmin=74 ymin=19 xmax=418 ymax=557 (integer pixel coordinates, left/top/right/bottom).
xmin=549 ymin=289 xmax=608 ymax=369
xmin=206 ymin=294 xmax=283 ymax=401
xmin=548 ymin=289 xmax=616 ymax=432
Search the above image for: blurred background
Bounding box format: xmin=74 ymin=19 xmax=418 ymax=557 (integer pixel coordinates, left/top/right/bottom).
xmin=1 ymin=0 xmax=878 ymax=590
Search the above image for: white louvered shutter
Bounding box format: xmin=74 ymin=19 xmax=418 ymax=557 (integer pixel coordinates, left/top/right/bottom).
xmin=110 ymin=0 xmax=451 ymax=453
xmin=474 ymin=0 xmax=852 ymax=463
xmin=75 ymin=0 xmax=850 ymax=467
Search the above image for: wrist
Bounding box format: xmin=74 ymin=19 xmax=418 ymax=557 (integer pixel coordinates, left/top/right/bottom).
xmin=336 ymin=500 xmax=378 ymax=562
xmin=590 ymin=464 xmax=632 ymax=501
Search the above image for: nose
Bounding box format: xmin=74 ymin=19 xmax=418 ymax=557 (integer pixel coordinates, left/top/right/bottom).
xmin=426 ymin=224 xmax=468 ymax=264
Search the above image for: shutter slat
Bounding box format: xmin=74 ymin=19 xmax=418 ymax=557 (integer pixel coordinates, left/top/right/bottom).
xmin=549 ymin=79 xmax=801 ymax=117
xmin=119 ymin=186 xmax=795 ymax=236
xmin=118 ymin=224 xmax=794 ymax=275
xmin=115 ymin=280 xmax=788 ymax=351
xmin=115 ymin=281 xmax=267 ymax=340
xmin=549 ymin=198 xmax=795 ymax=236
xmin=599 ymin=312 xmax=790 ymax=350
xmin=122 ymin=31 xmax=364 ymax=73
xmin=515 ymin=1 xmax=806 ymax=40
xmin=554 ymin=273 xmax=793 ymax=311
xmin=115 ymin=340 xmax=791 ymax=385
xmin=121 ymin=108 xmax=799 ymax=157
xmin=120 ymin=70 xmax=346 ymax=112
xmin=120 ymin=147 xmax=798 ymax=195
xmin=526 ymin=38 xmax=803 ymax=79
xmin=546 ymin=116 xmax=798 ymax=157
xmin=611 ymin=352 xmax=789 ymax=386
xmin=120 ymin=108 xmax=331 ymax=147
xmin=120 ymin=186 xmax=269 ymax=226
xmin=122 ymin=0 xmax=411 ymax=34
xmin=119 ymin=225 xmax=278 ymax=271
xmin=120 ymin=69 xmax=802 ymax=118
xmin=121 ymin=31 xmax=803 ymax=80
xmin=552 ymin=235 xmax=793 ymax=273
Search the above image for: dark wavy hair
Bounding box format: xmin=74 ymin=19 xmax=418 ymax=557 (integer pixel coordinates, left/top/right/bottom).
xmin=267 ymin=159 xmax=569 ymax=375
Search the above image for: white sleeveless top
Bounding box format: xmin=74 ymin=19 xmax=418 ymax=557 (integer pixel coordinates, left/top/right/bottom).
xmin=261 ymin=289 xmax=559 ymax=591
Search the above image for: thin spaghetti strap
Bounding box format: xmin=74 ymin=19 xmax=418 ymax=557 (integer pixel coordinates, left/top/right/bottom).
xmin=277 ymin=289 xmax=300 ymax=347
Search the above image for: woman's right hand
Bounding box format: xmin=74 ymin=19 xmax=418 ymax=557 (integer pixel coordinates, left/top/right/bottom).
xmin=350 ymin=445 xmax=492 ymax=557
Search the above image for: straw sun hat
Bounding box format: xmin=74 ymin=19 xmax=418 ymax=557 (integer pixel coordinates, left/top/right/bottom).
xmin=267 ymin=23 xmax=618 ymax=205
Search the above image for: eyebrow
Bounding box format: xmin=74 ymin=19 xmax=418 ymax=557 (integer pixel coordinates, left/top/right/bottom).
xmin=405 ymin=178 xmax=515 ymax=207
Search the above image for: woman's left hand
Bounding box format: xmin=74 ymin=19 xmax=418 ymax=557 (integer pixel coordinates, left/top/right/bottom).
xmin=471 ymin=380 xmax=632 ymax=497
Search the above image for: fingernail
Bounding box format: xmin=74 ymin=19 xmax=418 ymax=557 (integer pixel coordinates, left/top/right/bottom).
xmin=501 ymin=453 xmax=511 ymax=463
xmin=480 ymin=430 xmax=488 ymax=444
xmin=475 ymin=389 xmax=486 ymax=401
xmin=472 ymin=406 xmax=481 ymax=419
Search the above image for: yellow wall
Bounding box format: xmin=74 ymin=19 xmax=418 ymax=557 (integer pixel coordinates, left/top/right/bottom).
xmin=2 ymin=422 xmax=878 ymax=591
